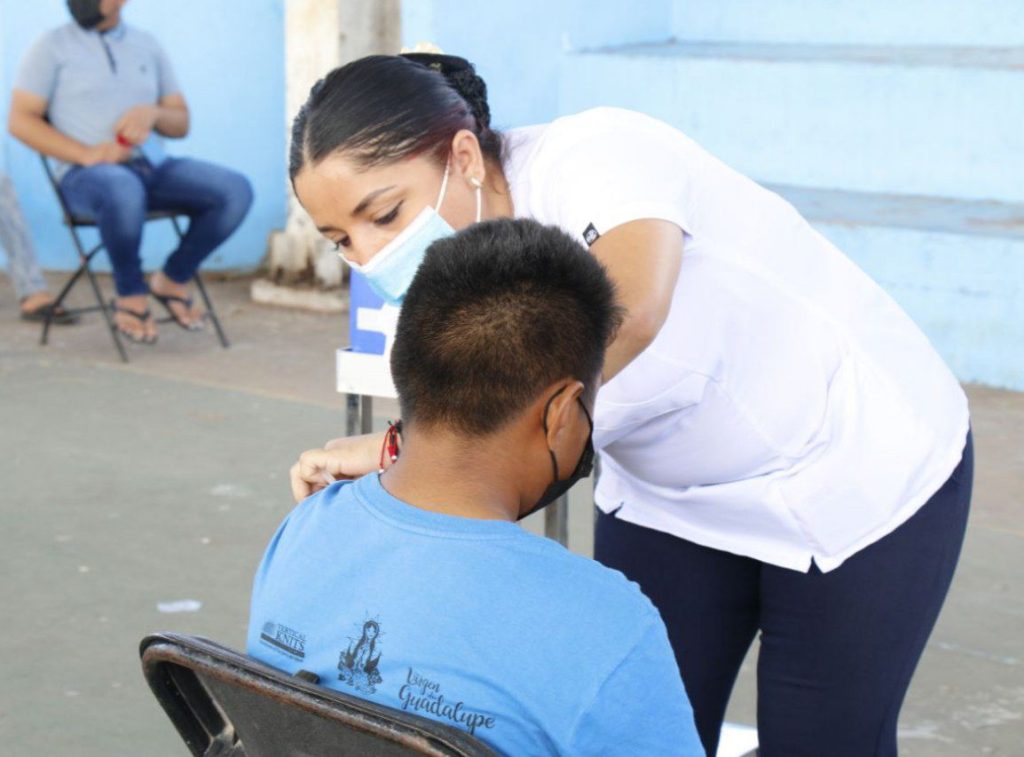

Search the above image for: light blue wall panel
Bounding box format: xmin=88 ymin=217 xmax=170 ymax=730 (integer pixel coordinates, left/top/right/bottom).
xmin=401 ymin=0 xmax=672 ymax=129
xmin=672 ymin=0 xmax=1024 ymax=46
xmin=560 ymin=45 xmax=1024 ymax=203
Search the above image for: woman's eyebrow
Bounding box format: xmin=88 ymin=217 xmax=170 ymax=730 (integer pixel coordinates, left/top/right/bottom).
xmin=352 ymin=185 xmax=397 ymax=216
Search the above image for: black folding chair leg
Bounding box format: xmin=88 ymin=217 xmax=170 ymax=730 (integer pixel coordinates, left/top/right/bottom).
xmin=85 ymin=265 xmax=129 ymax=362
xmin=41 ymin=262 xmax=87 ymax=346
xmin=193 ymin=273 xmax=229 ymax=349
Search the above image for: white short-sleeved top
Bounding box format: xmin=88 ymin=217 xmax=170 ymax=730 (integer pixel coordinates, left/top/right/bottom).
xmin=504 ymin=107 xmax=969 ymax=572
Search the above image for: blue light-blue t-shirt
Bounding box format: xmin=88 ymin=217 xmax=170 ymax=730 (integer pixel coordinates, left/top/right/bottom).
xmin=248 ymin=474 xmax=702 ymax=755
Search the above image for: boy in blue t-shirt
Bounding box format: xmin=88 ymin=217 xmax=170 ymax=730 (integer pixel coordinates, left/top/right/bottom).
xmin=248 ymin=219 xmax=702 ymax=755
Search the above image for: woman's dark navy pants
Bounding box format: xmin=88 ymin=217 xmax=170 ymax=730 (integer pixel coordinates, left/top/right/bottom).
xmin=595 ymin=432 xmax=972 ymax=756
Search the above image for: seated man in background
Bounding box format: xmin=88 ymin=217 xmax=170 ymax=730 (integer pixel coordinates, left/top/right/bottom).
xmin=248 ymin=219 xmax=703 ymax=755
xmin=7 ymin=0 xmax=252 ymax=344
xmin=1 ymin=170 xmax=77 ymax=324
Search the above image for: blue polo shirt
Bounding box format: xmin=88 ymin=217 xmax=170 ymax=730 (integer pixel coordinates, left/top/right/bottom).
xmin=14 ymin=22 xmax=180 ymax=177
xmin=248 ymin=474 xmax=702 ymax=755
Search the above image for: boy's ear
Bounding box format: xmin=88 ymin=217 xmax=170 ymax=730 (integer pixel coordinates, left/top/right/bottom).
xmin=542 ymin=380 xmax=586 ymax=450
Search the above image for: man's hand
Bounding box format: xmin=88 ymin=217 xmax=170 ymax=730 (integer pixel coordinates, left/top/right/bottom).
xmin=79 ymin=141 xmax=132 ymax=166
xmin=289 ymin=432 xmax=387 ymax=503
xmin=114 ymin=104 xmax=159 ymax=146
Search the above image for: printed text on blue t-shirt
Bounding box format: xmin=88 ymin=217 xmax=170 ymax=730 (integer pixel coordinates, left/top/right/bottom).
xmin=399 ymin=667 xmax=496 ymax=735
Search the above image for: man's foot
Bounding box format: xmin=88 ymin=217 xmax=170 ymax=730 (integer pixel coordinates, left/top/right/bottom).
xmin=112 ymin=294 xmax=157 ymax=343
xmin=150 ymin=271 xmax=206 ymax=330
xmin=19 ymin=291 xmax=79 ymax=325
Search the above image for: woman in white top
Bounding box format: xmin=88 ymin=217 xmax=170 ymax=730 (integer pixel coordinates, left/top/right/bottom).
xmin=288 ymin=54 xmax=972 ymax=756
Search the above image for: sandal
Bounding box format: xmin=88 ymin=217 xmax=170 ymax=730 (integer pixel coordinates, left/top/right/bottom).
xmin=110 ymin=300 xmax=157 ymax=344
xmin=20 ymin=302 xmax=79 ymax=325
xmin=152 ymin=292 xmax=206 ymax=332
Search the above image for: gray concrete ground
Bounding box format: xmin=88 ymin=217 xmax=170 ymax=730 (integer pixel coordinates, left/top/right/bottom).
xmin=1 ymin=274 xmax=1021 ymax=755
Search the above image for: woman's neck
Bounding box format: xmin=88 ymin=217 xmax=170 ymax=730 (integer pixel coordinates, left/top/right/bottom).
xmin=485 ymin=163 xmax=515 ymax=218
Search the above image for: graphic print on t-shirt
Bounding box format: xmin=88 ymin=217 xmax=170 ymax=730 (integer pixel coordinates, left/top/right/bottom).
xmin=258 ymin=621 xmax=306 ymax=660
xmin=338 ymin=617 xmax=384 ymax=693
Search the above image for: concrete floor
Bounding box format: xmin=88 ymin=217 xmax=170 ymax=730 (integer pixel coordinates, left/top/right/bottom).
xmin=0 ymin=274 xmax=1021 ymax=755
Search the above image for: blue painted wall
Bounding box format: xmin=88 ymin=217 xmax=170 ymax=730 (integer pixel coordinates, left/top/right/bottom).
xmin=671 ymin=0 xmax=1024 ymax=46
xmin=403 ymin=0 xmax=1023 ymax=390
xmin=402 ymin=0 xmax=672 ymax=131
xmin=0 ymin=0 xmax=285 ymax=275
xmin=559 ymin=46 xmax=1024 ymax=204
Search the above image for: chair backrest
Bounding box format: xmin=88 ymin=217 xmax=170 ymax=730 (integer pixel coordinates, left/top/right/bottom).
xmin=140 ymin=633 xmax=496 ymax=757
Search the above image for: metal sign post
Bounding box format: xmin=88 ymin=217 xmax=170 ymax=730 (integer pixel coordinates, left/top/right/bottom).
xmin=344 ymin=392 xmax=374 ymax=437
xmin=544 ymin=495 xmax=570 ymax=546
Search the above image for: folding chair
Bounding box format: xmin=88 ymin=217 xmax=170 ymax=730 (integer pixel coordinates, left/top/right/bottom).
xmin=140 ymin=633 xmax=495 ymax=757
xmin=39 ymin=156 xmax=229 ymax=362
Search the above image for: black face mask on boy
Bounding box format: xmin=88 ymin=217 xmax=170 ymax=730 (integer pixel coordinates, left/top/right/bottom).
xmin=519 ymin=386 xmax=595 ymax=521
xmin=67 ymin=0 xmax=105 ymax=30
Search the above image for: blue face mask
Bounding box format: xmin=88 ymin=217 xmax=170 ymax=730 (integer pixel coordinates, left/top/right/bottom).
xmin=345 ymin=162 xmax=481 ymax=306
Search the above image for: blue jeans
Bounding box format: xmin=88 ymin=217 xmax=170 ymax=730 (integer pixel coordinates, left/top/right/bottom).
xmin=60 ymin=157 xmax=253 ymax=296
xmin=595 ymin=432 xmax=973 ymax=757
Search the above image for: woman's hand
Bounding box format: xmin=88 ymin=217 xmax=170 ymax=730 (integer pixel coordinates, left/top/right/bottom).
xmin=289 ymin=431 xmax=386 ymax=502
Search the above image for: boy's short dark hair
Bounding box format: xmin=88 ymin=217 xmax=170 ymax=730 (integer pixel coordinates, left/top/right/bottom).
xmin=391 ymin=219 xmax=622 ymax=436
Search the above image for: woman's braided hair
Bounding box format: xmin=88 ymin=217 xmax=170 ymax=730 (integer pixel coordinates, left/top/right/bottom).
xmin=400 ymin=53 xmax=502 ymax=165
xmin=290 ymin=53 xmax=503 ymax=179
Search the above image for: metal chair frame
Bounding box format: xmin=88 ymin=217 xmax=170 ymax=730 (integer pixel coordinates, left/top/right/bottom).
xmin=140 ymin=632 xmax=495 ymax=757
xmin=39 ymin=155 xmax=229 ymax=362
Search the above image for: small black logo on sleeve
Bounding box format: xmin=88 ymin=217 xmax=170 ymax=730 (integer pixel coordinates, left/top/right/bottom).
xmin=582 ymin=223 xmax=601 ymax=246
